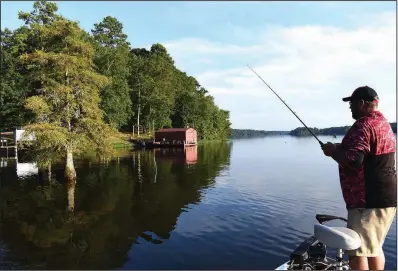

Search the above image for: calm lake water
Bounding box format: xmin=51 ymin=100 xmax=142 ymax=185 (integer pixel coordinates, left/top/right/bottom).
xmin=0 ymin=136 xmax=396 ymax=270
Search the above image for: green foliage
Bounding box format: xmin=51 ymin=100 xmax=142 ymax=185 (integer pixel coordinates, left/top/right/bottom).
xmin=170 ymin=70 xmax=231 ymax=140
xmin=5 ymin=0 xmax=395 ymax=142
xmin=0 ymin=28 xmax=31 ymax=130
xmin=126 ymin=43 xmax=232 ymax=140
xmin=91 ymin=16 xmax=132 ymax=129
xmin=15 ymin=2 xmax=117 ymax=167
xmin=18 ymin=0 xmax=60 ymax=25
xmin=129 ymin=44 xmax=177 ymax=130
xmin=3 ymin=0 xmax=231 ymax=143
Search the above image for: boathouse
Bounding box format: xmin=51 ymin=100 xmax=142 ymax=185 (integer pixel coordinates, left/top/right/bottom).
xmin=154 ymin=128 xmax=197 ymax=145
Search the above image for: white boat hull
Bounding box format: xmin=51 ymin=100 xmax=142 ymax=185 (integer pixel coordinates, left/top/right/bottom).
xmin=275 ymin=261 xmax=289 ymax=270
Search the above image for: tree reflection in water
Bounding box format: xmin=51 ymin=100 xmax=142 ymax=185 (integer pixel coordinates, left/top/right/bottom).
xmin=0 ymin=141 xmax=232 ymax=269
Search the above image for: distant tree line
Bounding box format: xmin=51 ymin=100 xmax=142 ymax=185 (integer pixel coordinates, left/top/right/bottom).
xmin=0 ymin=0 xmax=231 ymax=141
xmin=231 ymin=122 xmax=397 ymax=138
xmin=290 ymin=122 xmax=397 ymax=137
xmin=230 ymin=129 xmax=288 ymax=138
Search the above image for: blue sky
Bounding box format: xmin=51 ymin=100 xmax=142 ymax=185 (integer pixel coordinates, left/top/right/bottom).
xmin=2 ymin=1 xmax=396 ymax=130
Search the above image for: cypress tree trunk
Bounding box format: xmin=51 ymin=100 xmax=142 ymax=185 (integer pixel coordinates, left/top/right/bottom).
xmin=65 ymin=149 xmax=76 ymax=212
xmin=67 ymin=176 xmax=75 ymax=212
xmin=65 ymin=149 xmax=76 ymax=182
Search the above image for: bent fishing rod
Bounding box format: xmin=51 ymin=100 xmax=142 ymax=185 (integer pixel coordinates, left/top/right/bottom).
xmin=247 ymin=65 xmax=324 ymax=146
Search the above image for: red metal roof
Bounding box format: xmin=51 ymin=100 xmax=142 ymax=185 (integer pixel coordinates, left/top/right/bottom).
xmin=156 ymin=128 xmax=193 ymax=132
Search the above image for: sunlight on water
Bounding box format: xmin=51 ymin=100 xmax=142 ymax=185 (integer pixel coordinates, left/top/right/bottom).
xmin=0 ymin=136 xmax=396 ymax=270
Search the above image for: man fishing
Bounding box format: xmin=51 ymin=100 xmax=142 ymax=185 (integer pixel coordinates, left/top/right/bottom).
xmin=321 ymin=86 xmax=396 ymax=270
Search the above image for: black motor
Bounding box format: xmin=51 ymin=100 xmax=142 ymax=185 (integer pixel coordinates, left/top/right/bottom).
xmin=309 ymin=242 xmax=327 ymax=262
xmin=287 ymin=236 xmax=329 ymax=270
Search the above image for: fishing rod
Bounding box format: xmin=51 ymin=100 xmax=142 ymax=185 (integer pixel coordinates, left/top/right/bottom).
xmin=247 ymin=65 xmax=324 ymax=146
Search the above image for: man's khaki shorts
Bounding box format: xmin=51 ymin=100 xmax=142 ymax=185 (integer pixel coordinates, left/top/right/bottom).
xmin=346 ymin=207 xmax=396 ymax=257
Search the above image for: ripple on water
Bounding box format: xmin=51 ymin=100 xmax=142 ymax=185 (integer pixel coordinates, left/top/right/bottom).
xmin=3 ymin=139 xmax=396 ymax=270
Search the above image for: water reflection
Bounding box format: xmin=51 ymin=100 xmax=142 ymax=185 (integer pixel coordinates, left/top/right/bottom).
xmin=154 ymin=146 xmax=198 ymax=165
xmin=0 ymin=141 xmax=232 ymax=269
xmin=0 ymin=159 xmax=38 ymax=177
xmin=16 ymin=162 xmax=38 ymax=177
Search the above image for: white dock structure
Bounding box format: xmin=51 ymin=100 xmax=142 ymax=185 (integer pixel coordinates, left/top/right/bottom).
xmin=0 ymin=127 xmax=35 ymax=159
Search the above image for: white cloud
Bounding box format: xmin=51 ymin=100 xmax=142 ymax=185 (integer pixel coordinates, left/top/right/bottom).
xmin=165 ymin=38 xmax=264 ymax=55
xmin=164 ymin=11 xmax=396 ymax=130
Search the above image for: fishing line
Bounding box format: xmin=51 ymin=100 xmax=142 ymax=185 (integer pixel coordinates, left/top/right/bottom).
xmin=247 ymin=65 xmax=324 ymax=146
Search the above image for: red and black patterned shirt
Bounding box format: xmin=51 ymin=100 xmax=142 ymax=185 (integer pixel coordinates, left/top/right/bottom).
xmin=338 ymin=111 xmax=396 ymax=209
